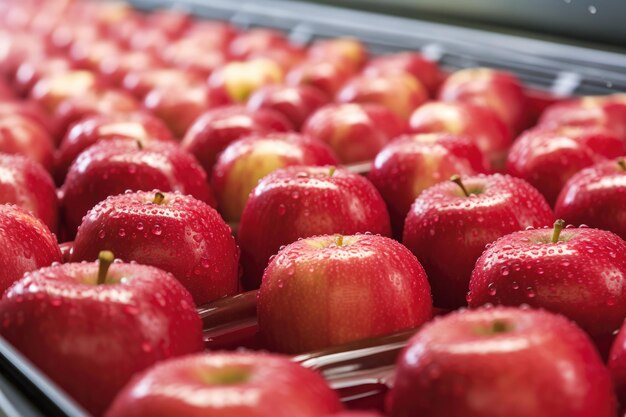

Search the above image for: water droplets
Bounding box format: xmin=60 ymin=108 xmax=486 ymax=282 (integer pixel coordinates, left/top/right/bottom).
xmin=136 ymin=222 xmax=144 ymax=231
xmin=98 ymin=229 xmax=106 ymax=239
xmin=277 ymin=204 xmax=287 ymax=216
xmin=118 ymin=228 xmax=126 ymax=237
xmin=487 ymin=282 xmax=497 ymax=296
xmin=525 ymin=286 xmax=536 ymax=299
xmin=151 ymin=224 xmax=162 ymax=236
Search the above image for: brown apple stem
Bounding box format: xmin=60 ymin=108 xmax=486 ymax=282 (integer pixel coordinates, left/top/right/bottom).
xmin=153 ymin=192 xmax=165 ymax=204
xmin=618 ymin=159 xmax=626 ymax=171
xmin=136 ymin=140 xmax=144 ymax=150
xmin=328 ymin=166 xmax=336 ymax=177
xmin=551 ymin=219 xmax=566 ymax=243
xmin=450 ymin=175 xmax=470 ymax=197
xmin=97 ymin=250 xmax=115 ymax=285
xmin=336 ymin=234 xmax=344 ymax=247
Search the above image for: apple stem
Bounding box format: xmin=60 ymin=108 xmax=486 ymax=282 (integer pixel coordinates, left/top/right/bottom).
xmin=618 ymin=159 xmax=626 ymax=171
xmin=551 ymin=219 xmax=565 ymax=243
xmin=450 ymin=175 xmax=470 ymax=197
xmin=136 ymin=140 xmax=144 ymax=150
xmin=491 ymin=320 xmax=510 ymax=333
xmin=328 ymin=166 xmax=336 ymax=177
xmin=153 ymin=192 xmax=165 ymax=204
xmin=335 ymin=234 xmax=344 ymax=247
xmin=97 ymin=250 xmax=115 ymax=285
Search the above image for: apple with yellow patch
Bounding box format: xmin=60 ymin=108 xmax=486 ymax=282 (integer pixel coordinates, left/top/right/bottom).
xmin=209 ymin=58 xmax=284 ymax=103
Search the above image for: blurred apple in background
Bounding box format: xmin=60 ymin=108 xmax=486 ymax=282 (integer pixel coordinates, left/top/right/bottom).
xmin=287 ymin=59 xmax=355 ymax=98
xmin=211 ymin=132 xmax=338 ymax=222
xmin=506 ymin=126 xmax=626 ymax=205
xmin=160 ymin=39 xmax=227 ymax=78
xmin=229 ymin=28 xmax=291 ymax=59
xmin=0 ymin=101 xmax=54 ymax=135
xmin=14 ymin=55 xmax=73 ymax=96
xmin=368 ymin=133 xmax=490 ymax=236
xmin=307 ymin=37 xmax=368 ymax=71
xmin=249 ymin=43 xmax=306 ymax=73
xmin=98 ymin=50 xmax=163 ymax=87
xmin=364 ymin=52 xmax=442 ymax=95
xmin=208 ymin=58 xmax=284 ymax=103
xmin=71 ymin=191 xmax=239 ymax=306
xmin=238 ymin=166 xmax=391 ymax=289
xmin=68 ymin=38 xmax=122 ymax=72
xmin=183 ymin=20 xmax=238 ymax=52
xmin=182 ymin=105 xmax=293 ymax=173
xmin=303 ymin=103 xmax=406 ymax=164
xmin=122 ymin=68 xmax=202 ymax=100
xmin=409 ymin=101 xmax=512 ymax=170
xmin=258 ymin=234 xmax=432 ymax=353
xmin=30 ymin=69 xmax=102 ymax=114
xmin=247 ymin=84 xmax=329 ymax=130
xmin=0 ymin=114 xmax=55 ymax=172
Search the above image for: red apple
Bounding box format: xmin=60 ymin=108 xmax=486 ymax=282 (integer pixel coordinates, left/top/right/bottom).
xmin=539 ymin=96 xmax=626 ymax=141
xmin=337 ymin=73 xmax=429 ymax=120
xmin=403 ymin=174 xmax=554 ymax=308
xmin=212 ymin=132 xmax=338 ymax=221
xmin=368 ymin=133 xmax=490 ymax=236
xmin=208 ymin=58 xmax=284 ymax=103
xmin=69 ymin=38 xmax=122 ymax=72
xmin=228 ymin=28 xmax=290 ymax=59
xmin=555 ymin=158 xmax=626 ymax=240
xmin=55 ymin=112 xmax=174 ymax=182
xmin=181 ymin=105 xmax=293 ymax=174
xmin=122 ymin=68 xmax=202 ymax=100
xmin=98 ymin=50 xmax=163 ymax=87
xmin=61 ymin=139 xmax=214 ymax=236
xmin=0 ymin=101 xmax=54 ymax=138
xmin=258 ymin=234 xmax=432 ymax=353
xmin=307 ymin=37 xmax=368 ymax=71
xmin=287 ymin=59 xmax=355 ymax=98
xmin=14 ymin=55 xmax=73 ymax=96
xmin=0 ymin=204 xmax=61 ymax=295
xmin=183 ymin=20 xmax=238 ymax=52
xmin=144 ymin=9 xmax=191 ymax=37
xmin=160 ymin=39 xmax=227 ymax=78
xmin=0 ymin=31 xmax=47 ymax=78
xmin=438 ymin=68 xmax=529 ymax=133
xmin=247 ymin=84 xmax=329 ymax=131
xmin=0 ymin=154 xmax=57 ymax=232
xmin=143 ymin=84 xmax=229 ymax=139
xmin=30 ymin=69 xmax=102 ymax=114
xmin=609 ymin=320 xmax=626 ymax=408
xmin=302 ymin=103 xmax=407 ymax=164
xmin=71 ymin=191 xmax=238 ymax=306
xmin=128 ymin=27 xmax=173 ymax=55
xmin=388 ymin=307 xmax=616 ymax=417
xmin=409 ymin=101 xmax=512 ymax=170
xmin=49 ymin=23 xmax=101 ymax=53
xmin=106 ymin=352 xmax=343 ymax=417
xmin=468 ymin=221 xmax=626 ymax=354
xmin=364 ymin=52 xmax=441 ymax=95
xmin=249 ymin=43 xmax=306 ymax=72
xmin=506 ymin=126 xmax=626 ymax=206
xmin=238 ymin=166 xmax=391 ymax=289
xmin=0 ymin=253 xmax=203 ymax=416
xmin=0 ymin=113 xmax=55 ymax=172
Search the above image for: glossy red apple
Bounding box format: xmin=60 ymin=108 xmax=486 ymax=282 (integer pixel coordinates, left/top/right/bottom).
xmin=609 ymin=320 xmax=626 ymax=408
xmin=122 ymin=68 xmax=202 ymax=100
xmin=403 ymin=174 xmax=554 ymax=308
xmin=302 ymin=103 xmax=406 ymax=164
xmin=0 ymin=154 xmax=57 ymax=232
xmin=287 ymin=59 xmax=355 ymax=98
xmin=212 ymin=132 xmax=338 ymax=222
xmin=388 ymin=307 xmax=616 ymax=417
xmin=106 ymin=352 xmax=343 ymax=417
xmin=14 ymin=55 xmax=73 ymax=96
xmin=71 ymin=191 xmax=238 ymax=306
xmin=0 ymin=253 xmax=203 ymax=416
xmin=439 ymin=68 xmax=529 ymax=133
xmin=555 ymin=158 xmax=626 ymax=240
xmin=208 ymin=58 xmax=284 ymax=103
xmin=247 ymin=84 xmax=329 ymax=131
xmin=249 ymin=43 xmax=306 ymax=72
xmin=409 ymin=101 xmax=512 ymax=170
xmin=61 ymin=139 xmax=214 ymax=236
xmin=181 ymin=105 xmax=293 ymax=173
xmin=307 ymin=37 xmax=368 ymax=71
xmin=0 ymin=100 xmax=54 ymax=134
xmin=0 ymin=114 xmax=55 ymax=172
xmin=143 ymin=84 xmax=229 ymax=138
xmin=144 ymin=9 xmax=191 ymax=37
xmin=337 ymin=73 xmax=429 ymax=120
xmin=98 ymin=50 xmax=163 ymax=87
xmin=30 ymin=69 xmax=102 ymax=114
xmin=183 ymin=20 xmax=238 ymax=52
xmin=0 ymin=204 xmax=61 ymax=295
xmin=468 ymin=221 xmax=626 ymax=354
xmin=368 ymin=133 xmax=490 ymax=236
xmin=68 ymin=38 xmax=122 ymax=72
xmin=258 ymin=234 xmax=432 ymax=353
xmin=228 ymin=28 xmax=290 ymax=59
xmin=364 ymin=52 xmax=441 ymax=95
xmin=159 ymin=39 xmax=226 ymax=78
xmin=238 ymin=166 xmax=391 ymax=289
xmin=506 ymin=126 xmax=626 ymax=205
xmin=55 ymin=112 xmax=174 ymax=182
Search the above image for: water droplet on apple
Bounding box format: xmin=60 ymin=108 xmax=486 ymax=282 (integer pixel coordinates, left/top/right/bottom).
xmin=136 ymin=222 xmax=144 ymax=231
xmin=607 ymin=296 xmax=617 ymax=306
xmin=118 ymin=228 xmax=126 ymax=237
xmin=98 ymin=229 xmax=106 ymax=239
xmin=465 ymin=291 xmax=473 ymax=303
xmin=151 ymin=224 xmax=162 ymax=236
xmin=141 ymin=342 xmax=153 ymax=353
xmin=124 ymin=305 xmax=139 ymax=315
xmin=500 ymin=267 xmax=510 ymax=276
xmin=277 ymin=204 xmax=287 ymax=216
xmin=487 ymin=282 xmax=497 ymax=296
xmin=291 ymin=191 xmax=300 ymax=200
xmin=525 ymin=286 xmax=536 ymax=298
xmin=511 ymin=281 xmax=520 ymax=290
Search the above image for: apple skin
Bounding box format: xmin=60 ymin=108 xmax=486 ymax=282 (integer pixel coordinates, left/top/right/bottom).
xmin=387 ymin=307 xmax=617 ymax=417
xmin=403 ymin=173 xmax=554 ymax=309
xmin=258 ymin=234 xmax=432 ymax=353
xmin=337 ymin=73 xmax=429 ymax=120
xmin=159 ymin=39 xmax=227 ymax=78
xmin=302 ymin=103 xmax=407 ymax=164
xmin=211 ymin=132 xmax=338 ymax=222
xmin=29 ymin=69 xmax=102 ymax=114
xmin=143 ymin=84 xmax=230 ymax=139
xmin=468 ymin=225 xmax=626 ymax=355
xmin=208 ymin=58 xmax=284 ymax=103
xmin=0 ymin=114 xmax=55 ymax=172
xmin=98 ymin=50 xmax=163 ymax=87
xmin=14 ymin=56 xmax=73 ymax=96
xmin=409 ymin=101 xmax=512 ymax=170
xmin=0 ymin=204 xmax=61 ymax=296
xmin=238 ymin=166 xmax=391 ymax=289
xmin=55 ymin=112 xmax=174 ymax=183
xmin=68 ymin=38 xmax=122 ymax=72
xmin=506 ymin=126 xmax=626 ymax=206
xmin=249 ymin=43 xmax=306 ymax=73
xmin=0 ymin=100 xmax=54 ymax=135
xmin=0 ymin=260 xmax=203 ymax=416
xmin=71 ymin=191 xmax=239 ymax=306
xmin=609 ymin=320 xmax=626 ymax=408
xmin=105 ymin=352 xmax=343 ymax=417
xmin=307 ymin=37 xmax=368 ymax=71
xmin=555 ymin=159 xmax=626 ymax=240
xmin=122 ymin=68 xmax=202 ymax=100
xmin=61 ymin=139 xmax=215 ymax=237
xmin=181 ymin=105 xmax=293 ymax=174
xmin=364 ymin=52 xmax=441 ymax=95
xmin=287 ymin=59 xmax=356 ymax=98
xmin=438 ymin=68 xmax=529 ymax=133
xmin=183 ymin=20 xmax=238 ymax=52
xmin=228 ymin=28 xmax=290 ymax=59
xmin=0 ymin=154 xmax=58 ymax=233
xmin=368 ymin=133 xmax=490 ymax=236
xmin=247 ymin=84 xmax=330 ymax=131
xmin=539 ymin=96 xmax=626 ymax=141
